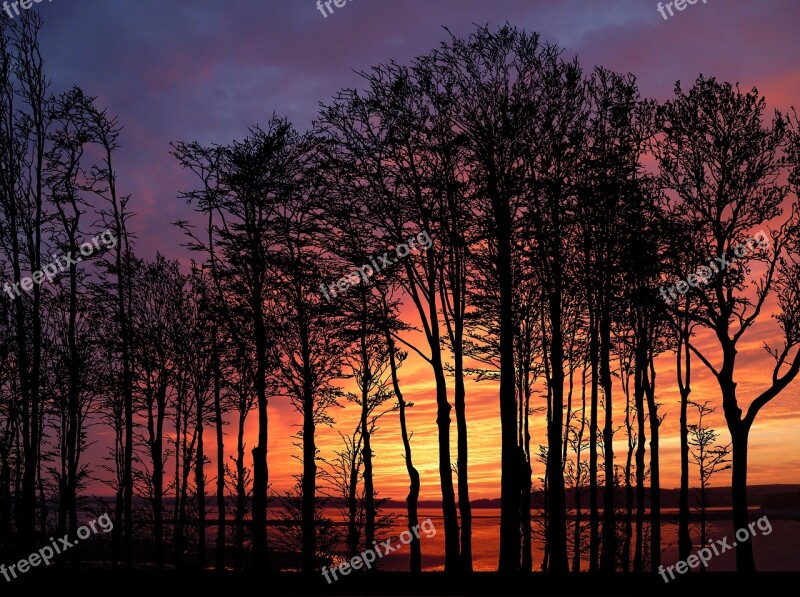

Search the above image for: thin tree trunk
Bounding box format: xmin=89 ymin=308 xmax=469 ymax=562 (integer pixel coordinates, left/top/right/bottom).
xmin=677 ymin=331 xmax=692 ymax=562
xmin=154 ymin=380 xmax=165 ymax=570
xmin=600 ymin=311 xmax=616 ymax=572
xmin=699 ymin=432 xmax=708 ymax=551
xmin=146 ymin=373 xmax=165 ymax=570
xmin=546 ymin=283 xmax=568 ymax=573
xmin=345 ymin=437 xmax=360 ymax=558
xmin=384 ymin=319 xmax=421 ymax=573
xmin=572 ymin=364 xmax=588 ymax=572
xmin=521 ymin=357 xmax=533 ymax=573
xmin=411 ymin=243 xmax=460 ymax=573
xmin=234 ymin=407 xmax=246 ymax=571
xmin=358 ymin=294 xmax=375 ymax=565
xmin=645 ymin=358 xmax=661 ymax=571
xmin=432 ymin=347 xmax=459 ymax=572
xmin=174 ymin=389 xmax=183 ymax=567
xmin=634 ymin=341 xmax=647 ymax=572
xmin=588 ymin=311 xmax=600 ymax=572
xmin=300 ymin=313 xmax=316 ymax=574
xmin=213 ymin=335 xmax=225 ymax=571
xmin=251 ymin=297 xmax=270 ymax=569
xmin=454 ymin=327 xmax=472 ymax=574
xmin=623 ymin=375 xmax=634 ymax=573
xmin=449 ymin=253 xmax=472 ymax=573
xmin=196 ymin=388 xmax=206 ymax=569
xmin=0 ymin=446 xmax=11 ymax=554
xmin=66 ymin=232 xmax=80 ymax=568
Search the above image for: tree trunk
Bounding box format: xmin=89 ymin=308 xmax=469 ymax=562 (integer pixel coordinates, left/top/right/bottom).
xmin=0 ymin=447 xmax=11 ymax=554
xmin=361 ymin=392 xmax=375 ymax=558
xmin=454 ymin=328 xmax=472 ymax=574
xmin=66 ymin=236 xmax=80 ymax=568
xmin=588 ymin=311 xmax=600 ymax=572
xmin=645 ymin=361 xmax=661 ymax=571
xmin=677 ymin=333 xmax=692 ymax=563
xmin=572 ymin=368 xmax=588 ymax=572
xmin=196 ymin=388 xmax=206 ymax=569
xmin=154 ymin=383 xmax=165 ymax=570
xmin=117 ymin=232 xmax=134 ymax=570
xmin=346 ymin=442 xmax=360 ymax=558
xmin=432 ymin=348 xmax=460 ymax=572
xmin=213 ymin=336 xmax=226 ymax=571
xmin=600 ymin=312 xmax=615 ymax=572
xmin=251 ymin=299 xmax=269 ymax=569
xmin=546 ymin=287 xmax=568 ymax=573
xmin=634 ymin=344 xmax=646 ymax=572
xmin=419 ymin=244 xmax=460 ymax=573
xmin=385 ymin=324 xmax=421 ymax=573
xmin=234 ymin=407 xmax=247 ymax=571
xmin=730 ymin=421 xmax=754 ymax=572
xmin=521 ymin=365 xmax=533 ymax=573
xmin=623 ymin=385 xmax=634 ymax=574
xmin=450 ymin=261 xmax=472 ymax=573
xmin=494 ymin=178 xmax=520 ymax=574
xmin=301 ymin=319 xmax=316 ymax=574
xmin=147 ymin=374 xmax=166 ymax=570
xmin=359 ymin=298 xmax=375 ymax=566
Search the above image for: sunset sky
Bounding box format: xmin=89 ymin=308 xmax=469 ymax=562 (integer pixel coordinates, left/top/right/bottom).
xmin=36 ymin=0 xmax=800 ymax=500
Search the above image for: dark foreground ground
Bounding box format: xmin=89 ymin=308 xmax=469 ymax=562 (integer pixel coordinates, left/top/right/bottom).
xmin=4 ymin=571 xmax=799 ymax=597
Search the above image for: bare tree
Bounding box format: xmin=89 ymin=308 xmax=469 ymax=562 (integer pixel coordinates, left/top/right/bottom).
xmin=317 ymin=66 xmax=462 ymax=571
xmin=0 ymin=12 xmax=50 ymax=552
xmin=130 ymin=255 xmax=181 ymax=569
xmin=688 ymin=400 xmax=731 ymax=552
xmin=270 ymin=167 xmax=346 ymax=573
xmin=656 ymin=76 xmax=800 ymax=572
xmin=174 ymin=118 xmax=310 ymax=568
xmin=85 ymin=98 xmax=135 ymax=568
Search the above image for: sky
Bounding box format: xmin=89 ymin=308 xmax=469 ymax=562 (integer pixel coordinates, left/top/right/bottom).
xmin=30 ymin=0 xmax=800 ymax=500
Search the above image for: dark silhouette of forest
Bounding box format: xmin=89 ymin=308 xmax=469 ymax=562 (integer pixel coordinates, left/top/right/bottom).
xmin=0 ymin=13 xmax=799 ymax=594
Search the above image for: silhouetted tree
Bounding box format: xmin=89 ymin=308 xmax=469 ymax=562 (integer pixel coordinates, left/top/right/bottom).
xmin=270 ymin=169 xmax=346 ymax=573
xmin=688 ymin=400 xmax=731 ymax=552
xmin=174 ymin=118 xmax=310 ymax=568
xmin=657 ymin=76 xmax=800 ymax=572
xmin=131 ymin=255 xmax=182 ymax=569
xmin=317 ymin=65 xmax=462 ymax=571
xmin=0 ymin=12 xmax=49 ymax=553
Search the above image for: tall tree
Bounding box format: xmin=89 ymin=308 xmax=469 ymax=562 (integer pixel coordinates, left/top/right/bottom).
xmin=0 ymin=12 xmax=50 ymax=552
xmin=420 ymin=26 xmax=579 ymax=572
xmin=317 ymin=67 xmax=462 ymax=571
xmin=131 ymin=255 xmax=181 ymax=569
xmin=522 ymin=51 xmax=585 ymax=575
xmin=45 ymin=86 xmax=98 ymax=566
xmin=85 ymin=97 xmax=135 ymax=568
xmin=380 ymin=290 xmax=422 ymax=572
xmin=657 ymin=76 xmax=800 ymax=572
xmin=270 ymin=161 xmax=346 ymax=573
xmin=174 ymin=118 xmax=309 ymax=568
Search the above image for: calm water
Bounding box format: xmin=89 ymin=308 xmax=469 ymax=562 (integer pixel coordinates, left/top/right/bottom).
xmin=325 ymin=507 xmax=799 ymax=572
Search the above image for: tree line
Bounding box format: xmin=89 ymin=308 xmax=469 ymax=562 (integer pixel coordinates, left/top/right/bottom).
xmin=1 ymin=15 xmax=799 ymax=574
